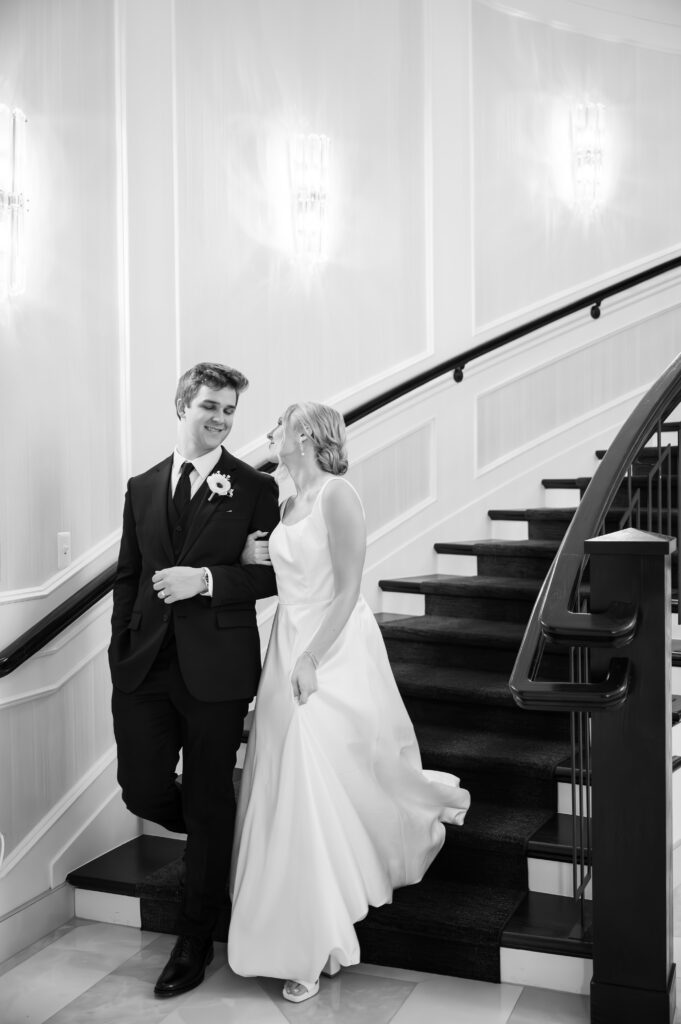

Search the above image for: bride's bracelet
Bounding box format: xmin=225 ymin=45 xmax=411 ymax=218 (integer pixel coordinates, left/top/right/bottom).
xmin=303 ymin=650 xmax=319 ymax=669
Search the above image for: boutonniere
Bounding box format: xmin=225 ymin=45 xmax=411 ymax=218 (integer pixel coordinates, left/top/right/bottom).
xmin=207 ymin=471 xmax=234 ymax=501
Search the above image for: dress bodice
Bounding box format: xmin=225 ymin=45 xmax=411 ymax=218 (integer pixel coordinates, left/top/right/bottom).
xmin=269 ymin=477 xmax=358 ymax=606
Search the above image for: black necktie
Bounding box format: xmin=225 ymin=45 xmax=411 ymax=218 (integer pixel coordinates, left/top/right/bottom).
xmin=173 ymin=461 xmax=194 ymax=518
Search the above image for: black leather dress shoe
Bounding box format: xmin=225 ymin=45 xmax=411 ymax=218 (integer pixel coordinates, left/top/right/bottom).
xmin=154 ymin=935 xmax=214 ymax=997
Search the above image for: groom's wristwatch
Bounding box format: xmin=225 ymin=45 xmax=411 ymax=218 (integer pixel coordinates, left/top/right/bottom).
xmin=200 ymin=567 xmax=211 ymax=595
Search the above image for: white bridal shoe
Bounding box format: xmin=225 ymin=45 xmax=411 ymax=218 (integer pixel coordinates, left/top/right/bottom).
xmin=282 ymin=978 xmax=320 ymax=1003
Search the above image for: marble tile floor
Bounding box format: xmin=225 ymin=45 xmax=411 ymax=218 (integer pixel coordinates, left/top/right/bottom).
xmin=1 ymin=914 xmax=681 ymax=1024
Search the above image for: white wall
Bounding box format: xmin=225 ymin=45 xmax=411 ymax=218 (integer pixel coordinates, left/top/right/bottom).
xmin=1 ymin=0 xmax=681 ymax=960
xmin=472 ymin=0 xmax=681 ymax=329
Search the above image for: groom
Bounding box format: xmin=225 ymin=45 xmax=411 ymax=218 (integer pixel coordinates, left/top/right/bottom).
xmin=108 ymin=362 xmax=279 ymax=998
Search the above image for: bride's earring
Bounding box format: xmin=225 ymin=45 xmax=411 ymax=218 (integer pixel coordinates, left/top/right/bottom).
xmin=298 ymin=435 xmax=306 ymax=456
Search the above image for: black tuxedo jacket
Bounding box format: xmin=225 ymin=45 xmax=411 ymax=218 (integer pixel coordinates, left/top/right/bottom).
xmin=108 ymin=446 xmax=279 ymax=701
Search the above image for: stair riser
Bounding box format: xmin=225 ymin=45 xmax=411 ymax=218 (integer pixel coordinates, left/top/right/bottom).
xmin=615 ymin=481 xmax=679 ymax=507
xmin=384 ymin=637 xmax=570 ymax=678
xmin=420 ymin=759 xmax=557 ymax=809
xmin=141 ymin=896 xmax=228 ymax=942
xmin=477 ymin=555 xmax=555 ymax=579
xmin=404 ymin=698 xmax=571 ymax=742
xmin=528 ymin=521 xmax=570 ymax=542
xmin=526 ymin=512 xmax=631 ymax=542
xmin=425 ymin=593 xmax=536 ymax=624
xmin=428 ymin=844 xmax=527 ymax=889
xmin=354 ymin=925 xmax=505 ymax=984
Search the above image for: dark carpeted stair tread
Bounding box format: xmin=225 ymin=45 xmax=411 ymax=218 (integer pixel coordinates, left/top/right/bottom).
xmin=526 ymin=812 xmax=591 ymax=862
xmin=435 ymin=539 xmax=560 ymax=557
xmin=379 ymin=614 xmax=526 ymax=648
xmin=487 ymin=508 xmax=578 ymax=521
xmin=542 ymin=477 xmax=591 ymax=490
xmin=487 ymin=507 xmax=626 ymax=521
xmin=502 ymin=891 xmax=592 ymax=957
xmin=358 ymin=874 xmax=524 ymax=947
xmin=67 ymin=836 xmax=185 ymax=897
xmin=445 ymin=800 xmax=553 ymax=853
xmin=391 ymin=661 xmax=516 ymax=706
xmin=379 ymin=574 xmax=542 ymax=599
xmin=415 ymin=720 xmax=571 ymax=779
xmin=597 ymin=446 xmax=679 ymax=460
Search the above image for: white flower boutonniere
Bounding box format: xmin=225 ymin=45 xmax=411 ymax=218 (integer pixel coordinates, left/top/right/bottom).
xmin=207 ymin=471 xmax=234 ymax=501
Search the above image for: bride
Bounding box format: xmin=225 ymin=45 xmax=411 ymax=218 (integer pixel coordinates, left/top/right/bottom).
xmin=227 ymin=402 xmax=470 ymax=1003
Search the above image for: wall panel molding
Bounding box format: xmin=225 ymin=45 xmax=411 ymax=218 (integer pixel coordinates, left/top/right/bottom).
xmin=0 ymin=756 xmax=137 ymax=962
xmin=475 ymin=313 xmax=681 ymax=470
xmin=0 ymin=746 xmax=117 ymax=879
xmin=114 ymin=0 xmax=132 ymax=483
xmin=348 ymin=420 xmax=436 ymax=542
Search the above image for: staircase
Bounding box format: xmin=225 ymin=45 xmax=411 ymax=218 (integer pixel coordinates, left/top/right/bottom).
xmin=359 ymin=486 xmax=585 ymax=989
xmin=68 ymin=447 xmax=681 ymax=996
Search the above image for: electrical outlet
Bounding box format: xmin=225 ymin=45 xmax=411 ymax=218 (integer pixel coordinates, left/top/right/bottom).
xmin=57 ymin=531 xmax=71 ymax=569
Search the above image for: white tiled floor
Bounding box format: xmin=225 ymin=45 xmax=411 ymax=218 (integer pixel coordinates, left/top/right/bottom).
xmin=1 ymin=897 xmax=681 ymax=1024
xmin=0 ymin=919 xmax=571 ymax=1024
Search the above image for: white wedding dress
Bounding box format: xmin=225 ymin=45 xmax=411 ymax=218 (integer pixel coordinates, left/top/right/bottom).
xmin=228 ymin=477 xmax=470 ymax=984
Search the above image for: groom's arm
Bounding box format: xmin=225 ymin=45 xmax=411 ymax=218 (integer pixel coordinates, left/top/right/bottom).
xmin=208 ymin=472 xmax=279 ymax=604
xmin=111 ymin=485 xmax=142 ymax=636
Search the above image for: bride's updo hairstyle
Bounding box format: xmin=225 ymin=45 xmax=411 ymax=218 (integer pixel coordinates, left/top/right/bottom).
xmin=283 ymin=402 xmax=349 ymax=476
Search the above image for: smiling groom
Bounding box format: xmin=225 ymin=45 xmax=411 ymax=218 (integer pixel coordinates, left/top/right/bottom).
xmin=108 ymin=362 xmax=279 ymax=998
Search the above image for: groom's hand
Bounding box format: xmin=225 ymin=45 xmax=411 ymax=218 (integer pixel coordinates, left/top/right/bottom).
xmin=152 ymin=567 xmax=205 ymax=603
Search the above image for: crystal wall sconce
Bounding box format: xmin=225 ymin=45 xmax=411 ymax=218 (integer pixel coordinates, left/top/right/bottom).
xmin=290 ymin=133 xmax=330 ymax=262
xmin=0 ymin=106 xmax=28 ymax=300
xmin=570 ymin=102 xmax=604 ymax=211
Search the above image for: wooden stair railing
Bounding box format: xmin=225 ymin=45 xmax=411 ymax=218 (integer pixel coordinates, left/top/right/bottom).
xmin=509 ymin=351 xmax=681 ymax=1024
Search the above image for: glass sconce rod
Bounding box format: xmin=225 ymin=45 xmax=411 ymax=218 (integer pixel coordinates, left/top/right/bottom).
xmin=0 ymin=105 xmax=27 ymax=300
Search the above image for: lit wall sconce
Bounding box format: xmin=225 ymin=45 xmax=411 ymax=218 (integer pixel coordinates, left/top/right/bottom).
xmin=570 ymin=101 xmax=604 ymax=211
xmin=0 ymin=105 xmax=28 ymax=300
xmin=290 ymin=133 xmax=330 ymax=262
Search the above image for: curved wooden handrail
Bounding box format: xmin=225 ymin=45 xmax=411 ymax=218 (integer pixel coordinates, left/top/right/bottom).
xmin=4 ymin=255 xmax=681 ymax=677
xmin=509 ymin=350 xmax=681 ymax=711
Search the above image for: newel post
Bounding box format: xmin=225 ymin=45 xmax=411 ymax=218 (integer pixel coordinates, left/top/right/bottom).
xmin=586 ymin=528 xmax=676 ymax=1024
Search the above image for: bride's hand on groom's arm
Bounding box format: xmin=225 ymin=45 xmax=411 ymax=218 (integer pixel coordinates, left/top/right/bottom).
xmin=152 ymin=567 xmax=206 ymax=603
xmin=240 ymin=530 xmax=271 ymax=566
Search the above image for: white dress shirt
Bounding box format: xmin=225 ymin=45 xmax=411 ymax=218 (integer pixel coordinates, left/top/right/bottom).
xmin=171 ymin=446 xmax=224 ymax=499
xmin=171 ymin=446 xmax=224 ymax=596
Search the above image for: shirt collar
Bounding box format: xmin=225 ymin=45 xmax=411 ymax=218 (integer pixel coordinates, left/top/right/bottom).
xmin=173 ymin=445 xmax=223 ymax=482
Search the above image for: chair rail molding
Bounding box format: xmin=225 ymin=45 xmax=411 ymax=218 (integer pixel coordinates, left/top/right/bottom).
xmin=0 ymin=601 xmax=111 ymax=710
xmin=0 ymin=531 xmax=120 ymax=606
xmin=470 ymin=252 xmax=681 ymax=376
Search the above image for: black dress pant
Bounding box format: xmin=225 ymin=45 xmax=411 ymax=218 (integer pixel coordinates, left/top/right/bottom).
xmin=111 ymin=648 xmax=249 ymax=938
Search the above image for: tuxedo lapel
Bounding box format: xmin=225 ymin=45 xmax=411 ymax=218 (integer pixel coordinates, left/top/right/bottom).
xmin=151 ymin=456 xmax=175 ymax=565
xmin=178 ymin=447 xmax=240 ymax=560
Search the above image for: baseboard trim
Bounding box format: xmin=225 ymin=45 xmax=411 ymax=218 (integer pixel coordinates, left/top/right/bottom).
xmin=0 ymin=883 xmax=74 ymax=965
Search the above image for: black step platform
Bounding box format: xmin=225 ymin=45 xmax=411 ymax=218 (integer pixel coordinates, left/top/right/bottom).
xmin=67 ymin=835 xmax=185 ymax=897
